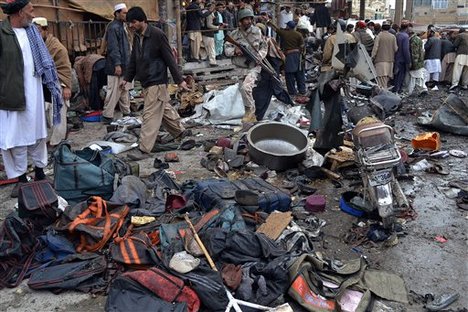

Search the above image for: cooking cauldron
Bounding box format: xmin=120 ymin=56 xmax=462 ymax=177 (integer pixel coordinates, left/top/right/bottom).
xmin=247 ymin=122 xmax=308 ymax=171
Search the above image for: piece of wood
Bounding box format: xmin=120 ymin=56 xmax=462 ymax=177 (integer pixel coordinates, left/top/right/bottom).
xmin=256 ymin=211 xmax=292 ymax=240
xmin=320 ymin=167 xmax=342 ymax=180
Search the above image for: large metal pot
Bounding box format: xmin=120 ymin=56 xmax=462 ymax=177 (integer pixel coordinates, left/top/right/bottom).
xmin=247 ymin=122 xmax=308 ymax=171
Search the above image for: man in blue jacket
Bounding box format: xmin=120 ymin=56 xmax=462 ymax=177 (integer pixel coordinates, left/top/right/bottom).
xmin=393 ymin=23 xmax=411 ymax=94
xmin=102 ymin=3 xmax=131 ymax=123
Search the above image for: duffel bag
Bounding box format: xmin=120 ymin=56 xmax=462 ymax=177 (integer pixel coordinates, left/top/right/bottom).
xmin=192 ymin=178 xmax=291 ymax=212
xmin=106 ymin=275 xmax=188 ymax=312
xmin=109 ymin=228 xmax=160 ymax=266
xmin=28 ymin=253 xmax=107 ymax=292
xmin=53 ymin=143 xmax=116 ymax=204
xmin=126 ymin=267 xmax=200 ymax=312
xmin=0 ymin=212 xmax=38 ymax=289
xmin=67 ymin=196 xmax=129 ymax=252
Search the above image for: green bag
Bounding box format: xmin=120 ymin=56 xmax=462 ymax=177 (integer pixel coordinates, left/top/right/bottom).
xmin=53 ymin=144 xmax=116 ymax=205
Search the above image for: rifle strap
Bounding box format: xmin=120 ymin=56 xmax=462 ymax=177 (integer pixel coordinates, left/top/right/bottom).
xmin=239 ymin=28 xmax=260 ymax=56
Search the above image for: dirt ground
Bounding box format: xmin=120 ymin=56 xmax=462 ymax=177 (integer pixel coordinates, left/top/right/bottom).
xmin=0 ymin=87 xmax=466 ymax=311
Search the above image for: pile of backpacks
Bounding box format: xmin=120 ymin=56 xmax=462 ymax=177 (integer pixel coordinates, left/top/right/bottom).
xmin=0 ymin=144 xmax=409 ymax=311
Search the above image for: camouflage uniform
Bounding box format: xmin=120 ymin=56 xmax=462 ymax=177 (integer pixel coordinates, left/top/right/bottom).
xmin=224 ymin=25 xmax=267 ymax=122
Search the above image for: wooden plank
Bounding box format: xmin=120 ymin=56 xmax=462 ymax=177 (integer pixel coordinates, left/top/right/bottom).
xmin=193 ymin=72 xmax=242 ymax=81
xmin=189 ymin=65 xmax=237 ymax=74
xmin=256 ymin=211 xmax=292 ymax=240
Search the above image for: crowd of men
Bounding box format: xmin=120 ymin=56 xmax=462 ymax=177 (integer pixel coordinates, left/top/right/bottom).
xmin=184 ymin=0 xmax=468 ymax=118
xmin=1 ymin=0 xmax=467 ymax=198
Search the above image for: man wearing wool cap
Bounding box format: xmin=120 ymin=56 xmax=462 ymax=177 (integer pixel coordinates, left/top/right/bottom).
xmin=101 ymin=2 xmax=132 ymax=123
xmin=1 ymin=0 xmax=63 ymax=197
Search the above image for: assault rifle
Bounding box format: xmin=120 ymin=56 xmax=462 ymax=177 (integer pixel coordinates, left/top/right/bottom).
xmin=225 ymin=35 xmax=293 ymax=104
xmin=225 ymin=35 xmax=281 ymax=85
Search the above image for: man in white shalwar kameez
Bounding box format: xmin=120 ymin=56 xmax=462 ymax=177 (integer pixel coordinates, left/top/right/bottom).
xmin=0 ymin=0 xmax=61 ymax=197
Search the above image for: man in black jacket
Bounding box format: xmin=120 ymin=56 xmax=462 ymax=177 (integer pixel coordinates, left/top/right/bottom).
xmin=102 ymin=3 xmax=132 ymax=123
xmin=185 ymin=0 xmax=209 ymax=62
xmin=122 ymin=7 xmax=190 ymax=160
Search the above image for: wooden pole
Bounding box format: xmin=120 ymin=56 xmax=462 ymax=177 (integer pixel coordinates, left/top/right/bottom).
xmin=53 ymin=0 xmax=62 ymax=43
xmin=359 ymin=0 xmax=365 ymax=20
xmin=175 ymin=0 xmax=184 ymax=65
xmin=394 ymin=0 xmax=403 ymax=25
xmin=404 ymin=0 xmax=413 ymax=21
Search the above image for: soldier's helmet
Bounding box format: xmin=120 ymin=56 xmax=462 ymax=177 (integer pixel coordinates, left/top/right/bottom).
xmin=238 ymin=9 xmax=254 ymax=21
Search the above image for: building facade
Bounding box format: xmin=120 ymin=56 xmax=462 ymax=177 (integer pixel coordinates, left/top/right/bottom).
xmin=351 ymin=0 xmax=389 ymax=20
xmin=408 ymin=0 xmax=468 ymax=25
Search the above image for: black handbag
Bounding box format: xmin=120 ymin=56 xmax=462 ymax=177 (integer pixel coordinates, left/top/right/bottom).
xmin=18 ymin=180 xmax=60 ymax=228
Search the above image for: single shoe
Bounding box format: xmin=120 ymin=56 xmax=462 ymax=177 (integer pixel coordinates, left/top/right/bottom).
xmin=209 ymin=63 xmax=219 ymax=67
xmin=175 ymin=129 xmax=192 ymax=142
xmin=164 ymin=152 xmax=180 ymax=162
xmin=449 ymin=85 xmax=458 ymax=91
xmin=179 ymin=139 xmax=196 ymax=150
xmin=123 ymin=112 xmax=135 ymax=117
xmin=462 ymin=85 xmax=468 ymax=90
xmin=101 ymin=116 xmax=114 ymax=124
xmin=127 ymin=149 xmax=150 ymax=161
xmin=10 ymin=182 xmax=24 ymax=198
xmin=431 ymin=85 xmax=439 ymax=91
xmin=425 ymin=292 xmax=459 ymax=311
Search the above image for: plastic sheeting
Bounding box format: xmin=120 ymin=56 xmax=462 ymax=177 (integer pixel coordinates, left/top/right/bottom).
xmin=418 ymin=94 xmax=468 ymax=136
xmin=184 ymin=83 xmax=245 ymax=126
xmin=67 ymin=0 xmax=159 ymax=20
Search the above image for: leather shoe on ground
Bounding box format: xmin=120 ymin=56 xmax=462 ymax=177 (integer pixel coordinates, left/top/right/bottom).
xmin=101 ymin=116 xmax=113 ymax=124
xmin=127 ymin=149 xmax=150 ymax=161
xmin=10 ymin=182 xmax=25 ymax=198
xmin=175 ymin=129 xmax=192 ymax=142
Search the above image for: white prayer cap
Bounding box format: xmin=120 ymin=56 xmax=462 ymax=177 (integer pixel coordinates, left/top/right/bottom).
xmin=32 ymin=17 xmax=48 ymax=27
xmin=114 ymin=3 xmax=127 ymax=12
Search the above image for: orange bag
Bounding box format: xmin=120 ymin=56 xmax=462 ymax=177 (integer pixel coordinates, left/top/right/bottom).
xmin=68 ymin=196 xmax=129 ymax=252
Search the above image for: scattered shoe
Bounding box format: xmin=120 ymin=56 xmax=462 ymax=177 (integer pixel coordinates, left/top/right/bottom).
xmin=164 ymin=152 xmax=180 ymax=162
xmin=10 ymin=182 xmax=24 ymax=198
xmin=425 ymin=292 xmax=459 ymax=311
xmin=153 ymin=158 xmax=170 ymax=169
xmin=209 ymin=63 xmax=219 ymax=67
xmin=179 ymin=139 xmax=196 ymax=150
xmin=101 ymin=116 xmax=113 ymax=124
xmin=127 ymin=149 xmax=151 ymax=161
xmin=425 ymin=164 xmax=449 ymax=175
xmin=175 ymin=129 xmax=192 ymax=142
